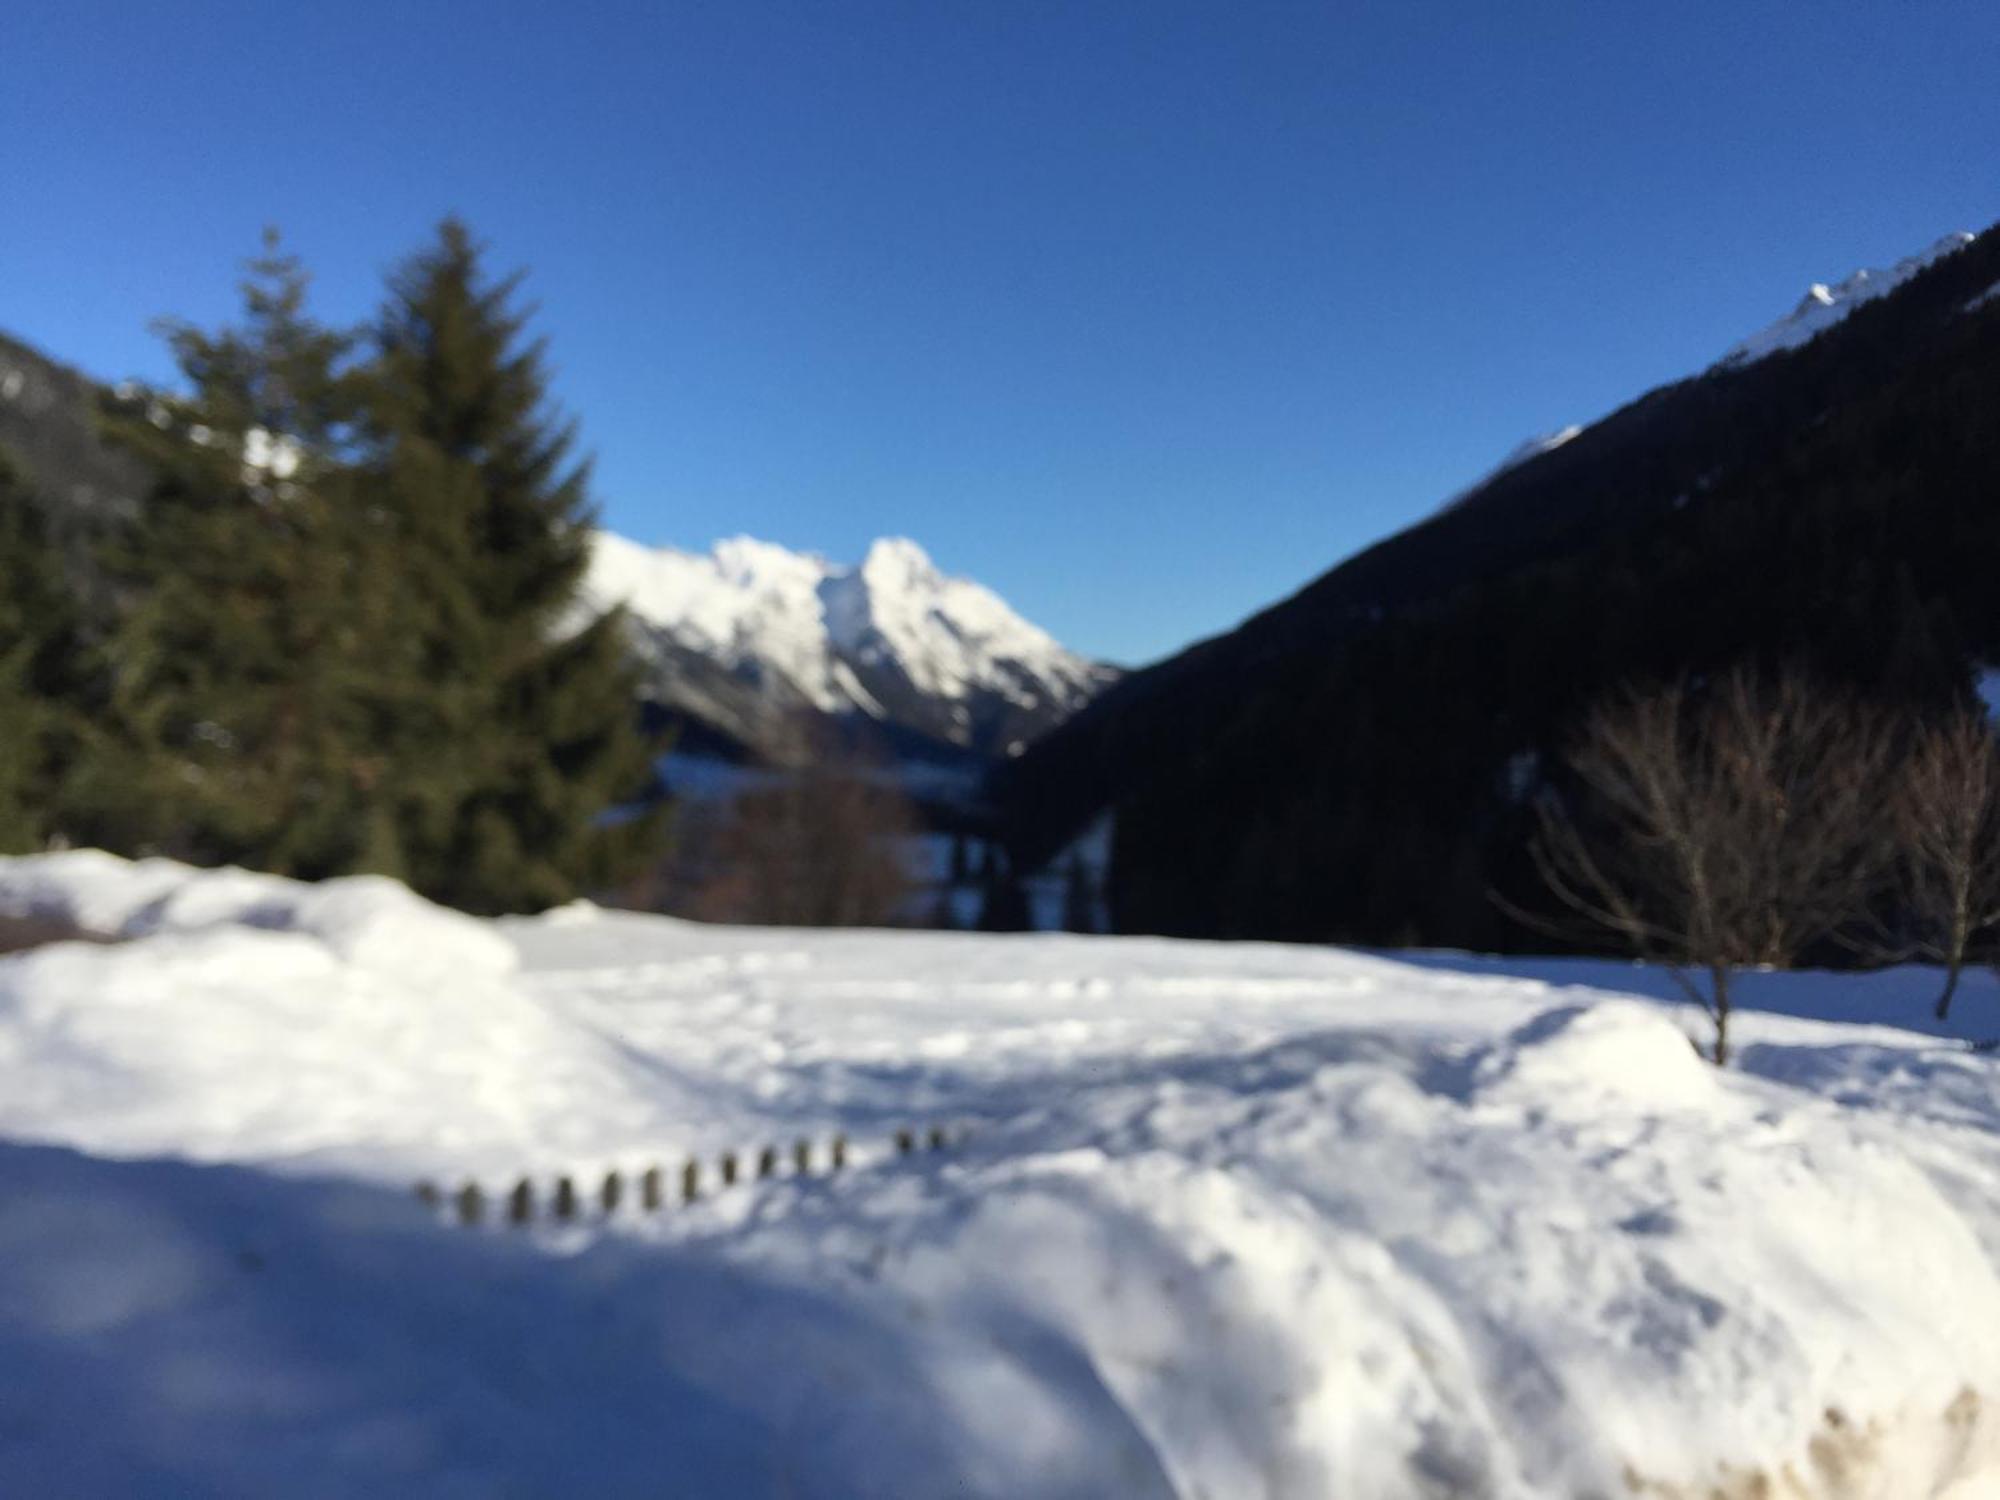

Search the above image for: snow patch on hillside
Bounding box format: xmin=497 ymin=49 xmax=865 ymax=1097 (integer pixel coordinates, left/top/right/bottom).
xmin=1717 ymin=231 xmax=1976 ymax=368
xmin=1438 ymin=425 xmax=1582 ymax=513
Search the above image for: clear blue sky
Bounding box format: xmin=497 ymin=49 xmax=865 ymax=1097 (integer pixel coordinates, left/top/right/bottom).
xmin=4 ymin=1 xmax=1995 ymax=665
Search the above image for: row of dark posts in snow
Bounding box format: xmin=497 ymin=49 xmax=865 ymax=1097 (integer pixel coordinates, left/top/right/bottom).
xmin=416 ymin=1124 xmax=963 ymax=1228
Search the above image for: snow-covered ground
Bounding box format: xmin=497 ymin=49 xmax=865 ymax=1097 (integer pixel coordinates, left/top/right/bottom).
xmin=3 ymin=851 xmax=1999 ymax=1497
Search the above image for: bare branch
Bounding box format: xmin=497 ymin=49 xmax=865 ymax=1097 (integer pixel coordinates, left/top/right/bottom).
xmin=1528 ymin=664 xmax=1902 ymax=1062
xmin=1888 ymin=707 xmax=2000 ymax=1018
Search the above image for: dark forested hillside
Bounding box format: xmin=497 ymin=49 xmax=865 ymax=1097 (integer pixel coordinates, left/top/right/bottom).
xmin=1001 ymin=222 xmax=2000 ymax=946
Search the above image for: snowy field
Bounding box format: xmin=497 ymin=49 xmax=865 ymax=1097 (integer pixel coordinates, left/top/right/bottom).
xmin=2 ymin=852 xmax=1999 ymax=1497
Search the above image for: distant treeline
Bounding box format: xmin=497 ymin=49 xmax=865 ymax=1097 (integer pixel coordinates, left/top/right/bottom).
xmin=0 ymin=223 xmax=660 ymax=912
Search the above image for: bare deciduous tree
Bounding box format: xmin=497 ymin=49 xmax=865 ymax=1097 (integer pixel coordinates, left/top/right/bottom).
xmin=1884 ymin=710 xmax=2000 ymax=1020
xmin=681 ymin=766 xmax=918 ymax=928
xmin=1528 ymin=666 xmax=1898 ymax=1064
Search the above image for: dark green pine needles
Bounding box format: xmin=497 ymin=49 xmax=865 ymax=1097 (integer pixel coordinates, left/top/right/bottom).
xmin=0 ymin=451 xmax=92 ymax=853
xmin=10 ymin=220 xmax=662 ymax=911
xmin=362 ymin=219 xmax=661 ymax=912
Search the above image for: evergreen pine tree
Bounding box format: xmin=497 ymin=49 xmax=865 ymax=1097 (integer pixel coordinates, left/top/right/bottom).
xmin=95 ymin=232 xmax=402 ymax=876
xmin=0 ymin=451 xmax=88 ymax=851
xmin=366 ymin=218 xmax=659 ymax=911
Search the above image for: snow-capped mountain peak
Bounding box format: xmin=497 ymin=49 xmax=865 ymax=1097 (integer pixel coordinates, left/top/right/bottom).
xmin=858 ymin=534 xmax=941 ymax=587
xmin=1445 ymin=229 xmax=1979 ymax=515
xmin=583 ymin=532 xmax=1117 ymax=759
xmin=832 ymin=536 xmax=1083 ymax=704
xmin=711 ymin=534 xmax=822 ymax=591
xmin=1716 ymin=231 xmax=1975 ymax=368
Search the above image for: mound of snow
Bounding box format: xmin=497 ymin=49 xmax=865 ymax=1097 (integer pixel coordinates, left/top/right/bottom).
xmin=1470 ymin=1000 xmax=1719 ymax=1115
xmin=0 ymin=930 xmax=721 ymax=1180
xmin=0 ymin=850 xmax=514 ymax=982
xmin=0 ymin=854 xmax=733 ymax=1180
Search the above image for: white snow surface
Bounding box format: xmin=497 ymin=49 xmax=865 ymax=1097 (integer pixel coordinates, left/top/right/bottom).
xmin=0 ymin=849 xmax=513 ymax=984
xmin=1717 ymin=231 xmax=1976 ymax=368
xmin=4 ymin=851 xmax=2000 ymax=1497
xmin=582 ymin=530 xmax=1108 ymax=715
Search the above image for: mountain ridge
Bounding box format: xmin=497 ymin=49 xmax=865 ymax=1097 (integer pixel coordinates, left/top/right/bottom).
xmin=582 ymin=530 xmax=1119 ymax=766
xmin=1716 ymin=230 xmax=1977 ymax=368
xmin=1443 ymin=230 xmax=1979 ymax=522
xmin=1001 ymin=219 xmax=2000 ymax=943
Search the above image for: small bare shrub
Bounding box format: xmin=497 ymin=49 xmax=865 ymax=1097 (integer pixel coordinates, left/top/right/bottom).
xmin=1880 ymin=709 xmax=2000 ymax=1020
xmin=678 ymin=766 xmax=918 ymax=927
xmin=1529 ymin=666 xmax=1898 ymax=1063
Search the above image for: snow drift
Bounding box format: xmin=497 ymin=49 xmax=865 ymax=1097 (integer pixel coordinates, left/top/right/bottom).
xmin=0 ymin=849 xmax=514 ymax=982
xmin=2 ymin=851 xmax=1999 ymax=1497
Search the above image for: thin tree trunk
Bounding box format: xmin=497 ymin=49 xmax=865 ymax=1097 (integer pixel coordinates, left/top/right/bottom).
xmin=1938 ymin=902 xmax=1970 ymax=1021
xmin=1709 ymin=961 xmax=1731 ymax=1067
xmin=1936 ymin=957 xmax=1963 ymax=1022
